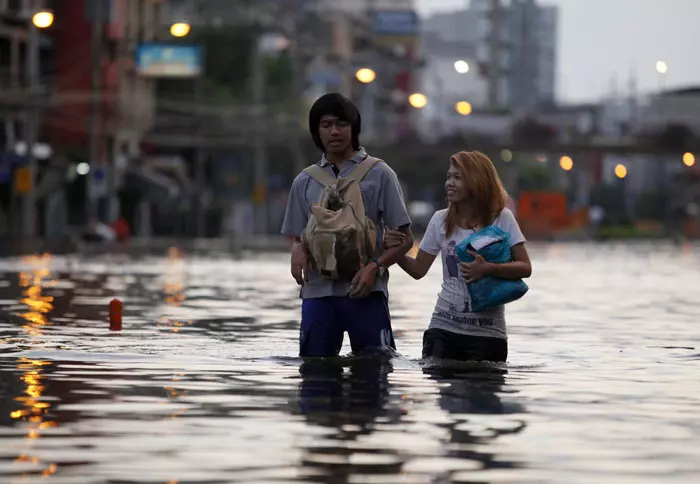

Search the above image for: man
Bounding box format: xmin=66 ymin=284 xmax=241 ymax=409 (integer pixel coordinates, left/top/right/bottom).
xmin=281 ymin=93 xmax=413 ymax=357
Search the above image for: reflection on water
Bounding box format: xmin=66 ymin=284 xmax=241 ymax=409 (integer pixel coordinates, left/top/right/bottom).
xmin=0 ymin=243 xmax=698 ymax=483
xmin=7 ymin=255 xmax=59 ymax=479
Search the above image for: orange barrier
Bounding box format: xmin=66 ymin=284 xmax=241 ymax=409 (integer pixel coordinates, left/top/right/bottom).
xmin=517 ymin=191 xmax=569 ymax=238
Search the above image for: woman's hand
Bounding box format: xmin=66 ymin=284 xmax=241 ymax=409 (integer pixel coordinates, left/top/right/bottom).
xmin=460 ymin=250 xmax=492 ymax=283
xmin=383 ymin=229 xmax=406 ymax=249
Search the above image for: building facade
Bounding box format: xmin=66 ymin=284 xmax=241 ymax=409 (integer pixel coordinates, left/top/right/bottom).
xmin=422 ymin=0 xmax=558 ymax=114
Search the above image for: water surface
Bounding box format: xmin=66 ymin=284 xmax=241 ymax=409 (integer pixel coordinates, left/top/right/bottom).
xmin=0 ymin=243 xmax=698 ymax=483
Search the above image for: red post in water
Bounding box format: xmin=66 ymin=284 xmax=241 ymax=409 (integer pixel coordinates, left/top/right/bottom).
xmin=109 ymin=298 xmax=123 ymax=331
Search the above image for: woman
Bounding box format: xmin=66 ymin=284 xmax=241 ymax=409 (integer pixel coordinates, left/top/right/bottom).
xmin=385 ymin=151 xmax=532 ymax=362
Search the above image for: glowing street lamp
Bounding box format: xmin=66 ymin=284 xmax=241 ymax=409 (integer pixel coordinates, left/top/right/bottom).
xmin=559 ymin=155 xmax=574 ymax=171
xmin=170 ymin=22 xmax=191 ymax=38
xmin=409 ymin=93 xmax=428 ymax=109
xmin=32 ymin=11 xmax=54 ymax=29
xmin=455 ymin=101 xmax=473 ymax=116
xmin=454 ymin=60 xmax=470 ymax=74
xmin=615 ymin=164 xmax=627 ymax=179
xmin=656 ymin=61 xmax=668 ymax=75
xmin=683 ymin=152 xmax=696 ymax=167
xmin=355 ymin=68 xmax=376 ymax=84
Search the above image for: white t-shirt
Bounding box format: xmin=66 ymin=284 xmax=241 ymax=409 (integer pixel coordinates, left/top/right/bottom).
xmin=418 ymin=208 xmax=526 ymax=340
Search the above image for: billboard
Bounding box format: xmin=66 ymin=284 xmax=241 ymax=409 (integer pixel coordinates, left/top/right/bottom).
xmin=136 ymin=44 xmax=202 ymax=78
xmin=372 ymin=10 xmax=419 ymax=36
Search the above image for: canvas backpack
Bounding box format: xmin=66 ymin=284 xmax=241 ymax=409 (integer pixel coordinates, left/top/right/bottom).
xmin=301 ymin=157 xmax=382 ymax=280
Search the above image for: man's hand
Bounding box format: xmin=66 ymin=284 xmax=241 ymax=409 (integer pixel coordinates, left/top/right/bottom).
xmin=291 ymin=241 xmax=309 ymax=285
xmin=460 ymin=250 xmax=492 ymax=283
xmin=348 ymin=262 xmax=378 ymax=299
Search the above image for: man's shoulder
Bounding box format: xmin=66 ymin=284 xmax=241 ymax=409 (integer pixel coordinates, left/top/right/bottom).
xmin=364 ymin=155 xmax=397 ymax=179
xmin=292 ymin=166 xmax=317 ymax=184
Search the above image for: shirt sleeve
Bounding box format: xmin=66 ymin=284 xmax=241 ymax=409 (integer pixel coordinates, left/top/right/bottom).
xmin=379 ymin=164 xmax=412 ymax=229
xmin=280 ymin=174 xmax=309 ymax=237
xmin=418 ymin=211 xmax=443 ymax=255
xmin=497 ymin=208 xmax=526 ymax=246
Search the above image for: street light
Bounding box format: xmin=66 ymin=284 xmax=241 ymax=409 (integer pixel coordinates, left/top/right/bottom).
xmin=615 ymin=163 xmax=627 ymax=179
xmin=683 ymin=152 xmax=696 ymax=167
xmin=454 ymin=60 xmax=470 ymax=74
xmin=656 ymin=61 xmax=668 ymax=75
xmin=170 ymin=22 xmax=191 ymax=38
xmin=21 ymin=10 xmax=53 ymax=238
xmin=455 ymin=101 xmax=472 ymax=116
xmin=408 ymin=93 xmax=428 ymax=109
xmin=559 ymin=155 xmax=574 ymax=171
xmin=355 ymin=68 xmax=376 ymax=84
xmin=32 ymin=11 xmax=54 ymax=29
xmin=76 ymin=163 xmax=90 ymax=176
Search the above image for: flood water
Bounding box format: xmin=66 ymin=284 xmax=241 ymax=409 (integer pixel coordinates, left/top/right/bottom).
xmin=0 ymin=242 xmax=699 ymax=483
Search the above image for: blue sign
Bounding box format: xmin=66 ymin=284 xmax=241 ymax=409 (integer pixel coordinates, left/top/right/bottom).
xmin=372 ymin=10 xmax=419 ymax=36
xmin=0 ymin=153 xmax=10 ymax=184
xmin=92 ymin=167 xmax=106 ymax=182
xmin=136 ymin=44 xmax=203 ymax=78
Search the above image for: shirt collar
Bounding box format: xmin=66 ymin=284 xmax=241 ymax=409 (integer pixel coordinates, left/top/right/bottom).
xmin=319 ymin=147 xmax=368 ymax=167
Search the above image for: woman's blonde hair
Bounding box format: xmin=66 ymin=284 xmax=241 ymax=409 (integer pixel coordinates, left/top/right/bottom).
xmin=444 ymin=151 xmax=508 ymax=237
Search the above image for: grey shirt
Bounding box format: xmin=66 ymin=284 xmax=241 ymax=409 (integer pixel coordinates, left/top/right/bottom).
xmin=281 ymin=147 xmax=412 ymax=299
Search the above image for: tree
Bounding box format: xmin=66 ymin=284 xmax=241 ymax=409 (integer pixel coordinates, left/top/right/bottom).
xmin=156 ymin=26 xmax=294 ymax=108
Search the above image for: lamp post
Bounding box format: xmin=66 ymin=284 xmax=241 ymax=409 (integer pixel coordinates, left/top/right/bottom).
xmin=356 ymin=68 xmax=377 ymax=141
xmin=21 ymin=10 xmax=53 ymax=238
xmin=170 ymin=22 xmax=191 ymax=38
xmin=408 ymin=93 xmax=428 ymax=109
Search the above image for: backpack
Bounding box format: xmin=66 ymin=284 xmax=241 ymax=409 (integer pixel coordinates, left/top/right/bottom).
xmin=301 ymin=157 xmax=381 ymax=280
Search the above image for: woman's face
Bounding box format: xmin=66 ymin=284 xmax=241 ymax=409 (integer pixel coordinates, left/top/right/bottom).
xmin=445 ymin=163 xmax=468 ymax=203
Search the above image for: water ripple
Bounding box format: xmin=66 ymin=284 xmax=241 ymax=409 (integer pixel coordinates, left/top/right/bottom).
xmin=0 ymin=243 xmax=699 ymax=483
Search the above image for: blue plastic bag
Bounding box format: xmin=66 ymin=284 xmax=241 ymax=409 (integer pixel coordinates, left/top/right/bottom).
xmin=455 ymin=225 xmax=528 ymax=312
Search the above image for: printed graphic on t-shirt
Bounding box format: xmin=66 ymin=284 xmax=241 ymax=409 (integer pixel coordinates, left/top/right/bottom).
xmin=442 ymin=240 xmax=471 ymax=313
xmin=445 ymin=240 xmax=460 ymax=278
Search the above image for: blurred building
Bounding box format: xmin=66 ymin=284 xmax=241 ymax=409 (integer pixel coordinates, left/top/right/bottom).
xmin=419 ymin=9 xmax=486 ymax=138
xmin=421 ymin=0 xmax=557 ymax=116
xmin=0 ymin=0 xmax=167 ymax=239
xmin=499 ymin=0 xmax=557 ymax=112
xmin=313 ymin=0 xmax=421 ymax=141
xmin=47 ymin=0 xmax=162 ymax=231
xmin=0 ymin=0 xmax=56 ymax=236
xmin=640 ymin=87 xmax=700 ymax=134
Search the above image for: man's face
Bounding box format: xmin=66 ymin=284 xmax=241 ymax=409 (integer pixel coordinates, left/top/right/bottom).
xmin=318 ymin=115 xmax=352 ymax=154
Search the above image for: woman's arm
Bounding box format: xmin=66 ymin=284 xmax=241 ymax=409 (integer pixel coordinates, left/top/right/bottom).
xmin=384 ymin=217 xmax=441 ymax=280
xmin=489 ymin=243 xmax=532 ymax=279
xmin=398 ymin=250 xmax=438 ymax=280
xmin=461 ymin=243 xmax=532 ymax=283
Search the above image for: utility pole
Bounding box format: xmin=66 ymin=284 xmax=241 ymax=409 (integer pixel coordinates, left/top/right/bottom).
xmin=487 ymin=0 xmax=504 ymax=110
xmin=87 ymin=0 xmax=104 ymax=223
xmin=194 ymin=65 xmax=206 ymax=238
xmin=251 ymin=35 xmax=268 ymax=234
xmin=288 ymin=12 xmax=307 ymax=175
xmin=22 ymin=22 xmax=40 ymax=238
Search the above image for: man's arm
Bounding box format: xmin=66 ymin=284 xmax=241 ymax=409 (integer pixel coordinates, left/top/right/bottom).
xmin=281 ymin=175 xmax=311 ymax=284
xmin=348 ymin=164 xmax=412 ymax=298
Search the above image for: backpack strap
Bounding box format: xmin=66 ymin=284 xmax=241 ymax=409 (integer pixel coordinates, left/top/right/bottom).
xmin=303 ymin=164 xmax=337 ymax=187
xmin=346 ymin=157 xmax=382 ymax=184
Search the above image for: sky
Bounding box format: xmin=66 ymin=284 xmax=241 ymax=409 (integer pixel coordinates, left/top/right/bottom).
xmin=416 ymin=0 xmax=698 ymax=104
